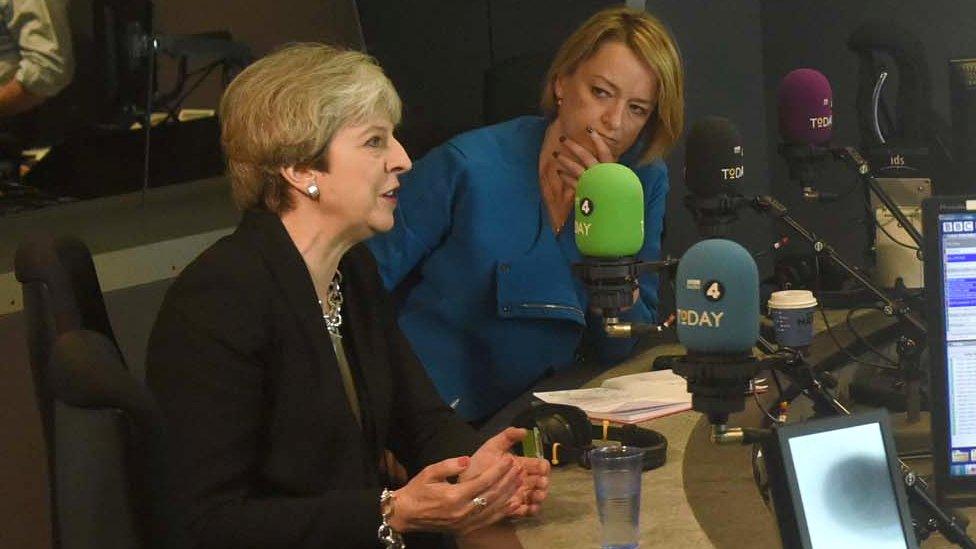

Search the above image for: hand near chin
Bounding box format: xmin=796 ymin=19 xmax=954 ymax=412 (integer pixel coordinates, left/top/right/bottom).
xmin=461 ymin=427 xmax=551 ymax=519
xmin=553 ymin=122 xmax=617 ymax=191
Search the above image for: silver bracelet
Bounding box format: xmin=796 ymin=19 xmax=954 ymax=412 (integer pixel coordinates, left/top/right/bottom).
xmin=378 ymin=488 xmax=406 ymax=549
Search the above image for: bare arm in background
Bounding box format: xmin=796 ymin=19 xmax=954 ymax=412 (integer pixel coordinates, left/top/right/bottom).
xmin=0 ymin=0 xmax=74 ymax=116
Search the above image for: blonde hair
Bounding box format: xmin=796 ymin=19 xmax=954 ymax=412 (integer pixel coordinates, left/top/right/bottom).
xmin=541 ymin=7 xmax=684 ymax=164
xmin=219 ymin=43 xmax=402 ymax=213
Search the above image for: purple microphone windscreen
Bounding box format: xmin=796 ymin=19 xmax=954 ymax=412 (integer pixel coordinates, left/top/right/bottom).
xmin=777 ymin=68 xmax=833 ymax=145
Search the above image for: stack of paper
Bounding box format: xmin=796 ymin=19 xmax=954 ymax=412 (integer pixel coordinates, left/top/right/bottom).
xmin=533 ymin=370 xmax=692 ymax=424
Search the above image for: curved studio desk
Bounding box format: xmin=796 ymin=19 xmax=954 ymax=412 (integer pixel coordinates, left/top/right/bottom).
xmin=514 ymin=311 xmax=973 ymax=548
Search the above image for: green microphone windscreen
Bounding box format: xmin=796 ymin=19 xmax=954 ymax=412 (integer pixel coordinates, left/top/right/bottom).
xmin=574 ymin=163 xmax=644 ymax=258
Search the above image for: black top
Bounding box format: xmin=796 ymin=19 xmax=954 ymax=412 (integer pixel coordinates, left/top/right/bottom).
xmin=147 ymin=209 xmax=485 ymax=548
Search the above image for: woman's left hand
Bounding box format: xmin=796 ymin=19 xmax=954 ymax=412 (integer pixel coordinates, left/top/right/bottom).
xmin=553 ymin=125 xmax=617 ymax=191
xmin=508 ymin=455 xmax=550 ymax=518
xmin=462 ymin=428 xmax=551 ymax=518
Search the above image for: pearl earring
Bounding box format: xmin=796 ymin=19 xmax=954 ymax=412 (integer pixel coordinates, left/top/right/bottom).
xmin=306 ymin=183 xmax=320 ymax=200
xmin=556 ymin=96 xmax=563 ymax=106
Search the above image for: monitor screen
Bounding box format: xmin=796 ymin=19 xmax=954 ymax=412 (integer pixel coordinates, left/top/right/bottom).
xmin=785 ymin=421 xmax=911 ymax=548
xmin=937 ymin=211 xmax=976 ymax=479
xmin=770 ymin=411 xmax=917 ymax=549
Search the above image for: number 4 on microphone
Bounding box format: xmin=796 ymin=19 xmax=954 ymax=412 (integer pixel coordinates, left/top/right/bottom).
xmin=704 ymin=280 xmax=725 ymax=302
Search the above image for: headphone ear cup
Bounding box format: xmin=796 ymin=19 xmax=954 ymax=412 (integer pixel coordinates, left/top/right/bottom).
xmin=538 ymin=414 xmax=569 ymax=445
xmin=512 ymin=403 xmax=593 ymax=465
xmin=532 ymin=412 xmax=573 ymax=464
xmin=562 ymin=407 xmax=593 ymax=448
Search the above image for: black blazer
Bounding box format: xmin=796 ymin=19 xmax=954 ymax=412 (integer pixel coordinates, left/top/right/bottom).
xmin=147 ymin=209 xmax=485 ymax=548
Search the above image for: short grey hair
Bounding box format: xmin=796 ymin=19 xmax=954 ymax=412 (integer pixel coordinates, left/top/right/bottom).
xmin=219 ymin=42 xmax=402 ymax=213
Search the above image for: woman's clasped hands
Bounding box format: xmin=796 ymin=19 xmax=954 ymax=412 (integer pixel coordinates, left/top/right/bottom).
xmin=388 ymin=428 xmax=551 ymax=535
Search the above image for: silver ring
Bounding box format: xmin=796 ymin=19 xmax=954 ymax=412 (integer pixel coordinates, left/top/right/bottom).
xmin=471 ymin=496 xmax=488 ymax=508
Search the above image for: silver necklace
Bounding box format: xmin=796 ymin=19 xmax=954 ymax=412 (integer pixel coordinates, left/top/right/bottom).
xmin=318 ymin=270 xmax=343 ymax=336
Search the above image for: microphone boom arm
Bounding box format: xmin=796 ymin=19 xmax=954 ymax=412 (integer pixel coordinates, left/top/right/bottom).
xmin=751 ymin=193 xmax=927 ymax=423
xmin=751 ymin=195 xmax=926 ymax=336
xmin=831 ymin=146 xmax=924 ymax=250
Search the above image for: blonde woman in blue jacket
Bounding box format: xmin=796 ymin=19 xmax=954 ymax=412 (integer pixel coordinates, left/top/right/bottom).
xmin=369 ymin=6 xmax=684 ymax=422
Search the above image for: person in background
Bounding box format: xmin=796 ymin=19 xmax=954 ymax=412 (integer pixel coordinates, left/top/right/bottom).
xmin=368 ymin=6 xmax=684 ymax=424
xmin=147 ymin=43 xmax=548 ymax=549
xmin=0 ymin=0 xmax=73 ymax=116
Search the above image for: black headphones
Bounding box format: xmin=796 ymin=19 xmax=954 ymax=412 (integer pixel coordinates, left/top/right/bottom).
xmin=511 ymin=402 xmax=668 ymax=471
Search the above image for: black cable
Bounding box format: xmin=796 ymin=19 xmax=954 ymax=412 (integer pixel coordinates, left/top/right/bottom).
xmin=876 ymin=215 xmax=921 ymax=250
xmin=818 ymin=293 xmax=898 ymax=370
xmin=755 ymin=388 xmax=781 ymax=424
xmin=846 ymin=307 xmax=898 ymax=366
xmin=755 ymin=355 xmax=789 ymax=427
xmin=140 ymin=36 xmax=156 ymax=205
xmin=862 ymin=191 xmax=920 ymax=251
xmin=771 ymin=368 xmax=785 ymax=398
xmin=814 ymin=255 xmax=899 ymax=370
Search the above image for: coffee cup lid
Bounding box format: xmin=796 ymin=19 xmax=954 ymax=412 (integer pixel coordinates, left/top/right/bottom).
xmin=768 ymin=290 xmax=818 ymax=310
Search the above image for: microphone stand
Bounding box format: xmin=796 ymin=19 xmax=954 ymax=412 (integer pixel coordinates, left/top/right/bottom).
xmin=750 ymin=194 xmax=927 ymax=423
xmin=780 ymin=143 xmax=925 ymax=262
xmin=573 ymin=257 xmax=679 ymax=337
xmin=831 ymin=145 xmax=924 ymax=250
xmin=679 ymin=193 xmax=961 ymax=545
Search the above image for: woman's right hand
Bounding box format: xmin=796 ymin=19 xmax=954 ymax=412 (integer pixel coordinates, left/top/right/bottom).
xmin=389 ymin=454 xmax=523 ymax=535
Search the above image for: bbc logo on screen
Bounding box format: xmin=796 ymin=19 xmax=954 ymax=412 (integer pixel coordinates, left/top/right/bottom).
xmin=943 ymin=221 xmax=975 ymax=233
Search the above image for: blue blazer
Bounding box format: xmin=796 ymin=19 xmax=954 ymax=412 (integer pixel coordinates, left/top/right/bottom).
xmin=368 ymin=116 xmax=669 ymax=420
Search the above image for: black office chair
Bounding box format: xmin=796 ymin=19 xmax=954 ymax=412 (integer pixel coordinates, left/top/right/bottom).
xmin=15 ymin=235 xmax=121 ymax=447
xmin=14 ymin=235 xmax=164 ymax=549
xmin=48 ymin=330 xmax=166 ymax=549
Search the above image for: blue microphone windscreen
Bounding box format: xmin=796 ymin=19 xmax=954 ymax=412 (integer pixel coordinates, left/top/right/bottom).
xmin=676 ymin=239 xmax=759 ymax=354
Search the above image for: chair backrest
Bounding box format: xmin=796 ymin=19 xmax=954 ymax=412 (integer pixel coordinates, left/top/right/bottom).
xmin=15 ymin=235 xmax=119 ymax=338
xmin=14 ymin=235 xmax=158 ymax=549
xmin=48 ymin=329 xmax=165 ymax=549
xmin=15 ymin=235 xmax=121 ymax=389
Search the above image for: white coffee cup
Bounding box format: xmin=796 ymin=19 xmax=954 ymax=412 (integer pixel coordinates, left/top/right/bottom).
xmin=768 ymin=290 xmax=818 ymax=347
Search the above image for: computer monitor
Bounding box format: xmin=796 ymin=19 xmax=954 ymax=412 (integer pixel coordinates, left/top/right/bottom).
xmin=763 ymin=410 xmax=917 ymax=549
xmin=923 ymin=195 xmax=976 ymax=506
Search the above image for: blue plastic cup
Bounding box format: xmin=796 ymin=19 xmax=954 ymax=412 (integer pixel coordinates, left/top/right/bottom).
xmin=768 ymin=290 xmax=818 ymax=348
xmin=590 ymin=445 xmax=645 ymax=549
